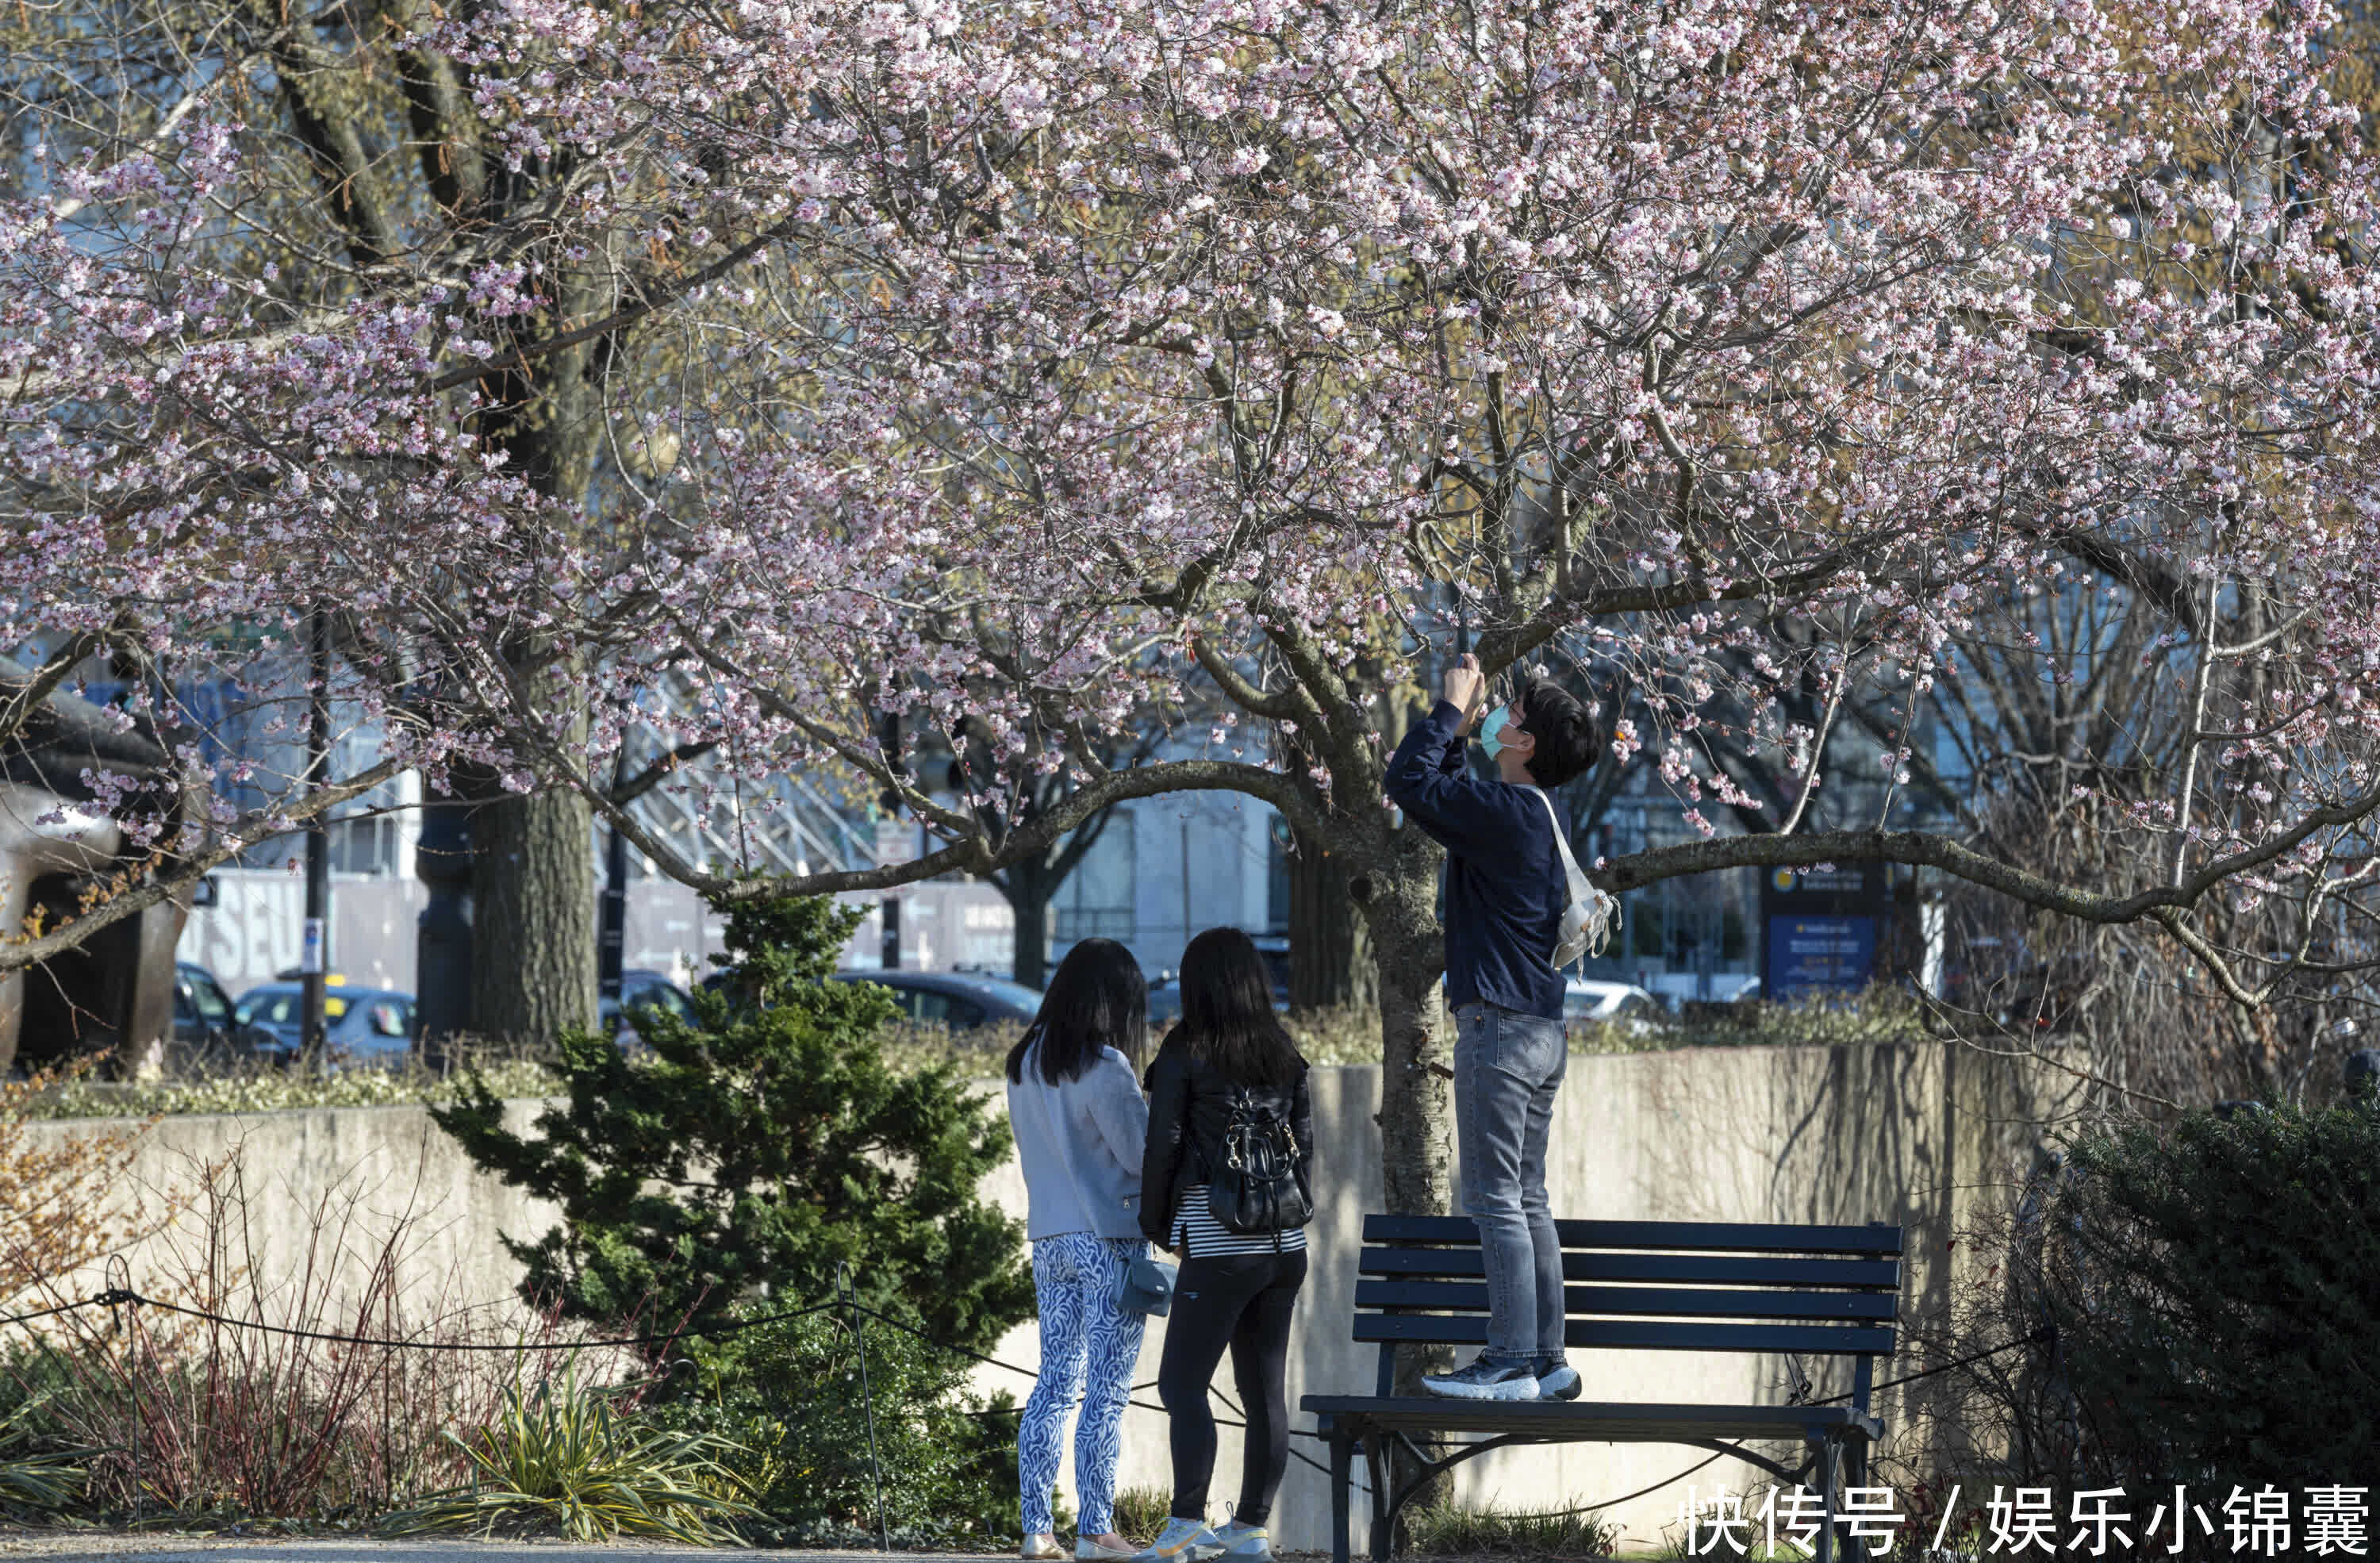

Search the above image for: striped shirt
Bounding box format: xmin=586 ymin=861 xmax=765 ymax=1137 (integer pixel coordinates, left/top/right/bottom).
xmin=1170 ymin=1186 xmax=1309 ymax=1258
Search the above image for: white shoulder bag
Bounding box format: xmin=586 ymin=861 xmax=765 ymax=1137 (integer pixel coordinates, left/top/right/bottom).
xmin=1530 ymin=788 xmax=1619 ymax=972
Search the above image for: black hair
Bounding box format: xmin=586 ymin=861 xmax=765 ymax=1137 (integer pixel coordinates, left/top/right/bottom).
xmin=1173 ymin=926 xmax=1303 ymax=1090
xmin=1518 ymin=677 xmax=1600 ymax=789
xmin=1005 ymin=937 xmax=1148 ymax=1085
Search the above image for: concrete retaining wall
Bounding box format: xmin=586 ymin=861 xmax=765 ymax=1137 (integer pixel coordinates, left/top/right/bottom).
xmin=25 ymin=1041 xmax=2075 ymax=1553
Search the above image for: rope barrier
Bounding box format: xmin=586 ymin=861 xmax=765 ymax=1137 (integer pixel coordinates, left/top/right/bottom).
xmin=4 ymin=1273 xmax=2059 ymax=1534
xmin=1 ymin=1286 xmax=842 ymax=1351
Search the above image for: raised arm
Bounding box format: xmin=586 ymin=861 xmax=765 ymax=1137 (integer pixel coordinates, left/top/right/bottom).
xmin=1384 ymin=699 xmax=1511 ymax=856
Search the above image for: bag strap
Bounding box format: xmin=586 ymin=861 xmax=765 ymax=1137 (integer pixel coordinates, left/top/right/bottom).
xmin=1530 ymin=787 xmax=1591 ymax=903
xmin=1530 ymin=787 xmax=1618 ymax=970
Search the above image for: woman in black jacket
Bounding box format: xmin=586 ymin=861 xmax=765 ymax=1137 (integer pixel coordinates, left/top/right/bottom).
xmin=1134 ymin=927 xmax=1314 ymax=1563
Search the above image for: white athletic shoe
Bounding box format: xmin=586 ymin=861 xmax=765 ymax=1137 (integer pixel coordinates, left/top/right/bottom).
xmin=1130 ymin=1516 xmax=1225 ymax=1563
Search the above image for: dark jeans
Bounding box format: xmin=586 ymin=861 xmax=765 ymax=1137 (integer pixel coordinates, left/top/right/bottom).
xmin=1453 ymin=1002 xmax=1568 ymax=1368
xmin=1155 ymin=1246 xmax=1308 ymax=1525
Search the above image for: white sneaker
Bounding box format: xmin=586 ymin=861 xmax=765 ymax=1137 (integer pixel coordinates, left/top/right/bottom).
xmin=1131 ymin=1516 xmax=1225 ymax=1562
xmin=1215 ymin=1521 xmax=1273 ymax=1560
xmin=1421 ymin=1352 xmax=1541 ymax=1401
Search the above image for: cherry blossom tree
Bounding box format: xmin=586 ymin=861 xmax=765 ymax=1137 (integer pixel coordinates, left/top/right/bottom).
xmin=16 ymin=0 xmax=2380 ymax=1205
xmin=506 ymin=0 xmax=2380 ymax=1209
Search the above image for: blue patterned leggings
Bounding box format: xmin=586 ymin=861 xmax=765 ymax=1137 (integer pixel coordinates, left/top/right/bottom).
xmin=1019 ymin=1233 xmax=1148 ymax=1535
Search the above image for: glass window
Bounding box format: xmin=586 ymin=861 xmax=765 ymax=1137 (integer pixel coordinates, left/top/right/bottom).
xmin=240 ymin=991 xmax=300 ymax=1026
xmin=189 ymin=977 xmax=232 ymax=1024
xmin=628 ymin=980 xmax=694 ymax=1022
xmin=367 ymin=1001 xmax=407 ymax=1038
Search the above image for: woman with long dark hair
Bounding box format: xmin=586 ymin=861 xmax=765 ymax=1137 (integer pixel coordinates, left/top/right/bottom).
xmin=1134 ymin=927 xmax=1314 ymax=1563
xmin=1007 ymin=938 xmax=1153 ymax=1561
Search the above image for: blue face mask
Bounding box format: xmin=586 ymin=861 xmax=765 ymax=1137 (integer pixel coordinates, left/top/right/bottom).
xmin=1479 ymin=706 xmax=1516 ymax=760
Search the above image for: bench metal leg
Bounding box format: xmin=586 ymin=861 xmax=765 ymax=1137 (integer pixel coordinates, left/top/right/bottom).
xmin=1815 ymin=1435 xmax=1841 ymax=1563
xmin=1329 ymin=1431 xmax=1354 ymax=1563
xmin=1365 ymin=1434 xmax=1393 ymax=1561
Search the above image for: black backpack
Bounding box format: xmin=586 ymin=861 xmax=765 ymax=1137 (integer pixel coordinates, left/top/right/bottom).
xmin=1208 ymin=1087 xmax=1314 ymax=1236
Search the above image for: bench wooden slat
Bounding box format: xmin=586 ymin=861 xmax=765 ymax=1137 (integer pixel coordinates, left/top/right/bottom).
xmin=1363 ymin=1213 xmax=1903 ymax=1256
xmin=1315 ymin=1215 xmax=1903 ymax=1563
xmin=1303 ymin=1395 xmax=1882 ymax=1442
xmin=1353 ymin=1311 xmax=1896 ymax=1355
xmin=1354 ymin=1278 xmax=1900 ymax=1322
xmin=1357 ymin=1247 xmax=1902 ymax=1289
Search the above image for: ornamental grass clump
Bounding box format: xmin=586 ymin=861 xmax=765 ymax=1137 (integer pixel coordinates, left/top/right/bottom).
xmin=382 ymin=1367 xmax=754 ymax=1544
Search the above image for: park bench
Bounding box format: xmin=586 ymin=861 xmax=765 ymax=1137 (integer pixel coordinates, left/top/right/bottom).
xmin=1301 ymin=1214 xmax=1904 ymax=1563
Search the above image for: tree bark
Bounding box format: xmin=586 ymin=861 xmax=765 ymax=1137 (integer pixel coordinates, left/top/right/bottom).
xmin=1001 ymin=854 xmax=1058 ymax=989
xmin=470 ymin=782 xmax=597 ymax=1043
xmin=1357 ymin=829 xmax=1458 ymax=1538
xmin=1362 ymin=831 xmax=1454 ymax=1225
xmin=462 ymin=254 xmax=608 ymax=1043
xmin=1288 ymin=827 xmax=1378 ymax=1010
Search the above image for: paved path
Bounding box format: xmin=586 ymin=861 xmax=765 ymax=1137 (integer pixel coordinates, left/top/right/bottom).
xmin=0 ymin=1538 xmax=991 ymax=1561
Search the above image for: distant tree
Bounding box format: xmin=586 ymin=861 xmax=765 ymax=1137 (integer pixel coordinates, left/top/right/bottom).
xmin=432 ymin=894 xmax=1031 ymax=1354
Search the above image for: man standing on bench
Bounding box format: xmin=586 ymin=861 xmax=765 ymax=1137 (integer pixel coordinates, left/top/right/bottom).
xmin=1385 ymin=652 xmax=1602 ymax=1403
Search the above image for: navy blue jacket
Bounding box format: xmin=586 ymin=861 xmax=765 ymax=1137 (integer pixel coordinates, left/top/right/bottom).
xmin=1384 ymin=701 xmax=1568 ymax=1020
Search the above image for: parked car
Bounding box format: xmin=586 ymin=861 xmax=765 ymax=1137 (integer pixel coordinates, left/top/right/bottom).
xmin=233 ymin=980 xmax=419 ymax=1068
xmin=171 ymin=962 xmax=239 ymax=1062
xmin=831 ymin=969 xmax=1043 ymax=1029
xmin=1562 ymin=978 xmax=1664 ymax=1038
xmin=601 ymin=968 xmax=698 ymax=1047
xmin=1249 ymin=934 xmax=1293 ymax=1007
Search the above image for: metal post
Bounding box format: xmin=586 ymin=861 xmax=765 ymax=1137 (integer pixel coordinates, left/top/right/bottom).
xmin=107 ymin=1256 xmax=140 ymax=1523
xmin=600 ymin=754 xmax=628 ymax=1010
xmin=839 ymin=1263 xmax=890 ymax=1553
xmin=301 ymin=608 xmax=331 ymax=1057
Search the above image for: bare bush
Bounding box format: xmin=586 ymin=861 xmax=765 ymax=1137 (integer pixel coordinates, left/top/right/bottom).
xmin=2 ymin=1143 xmax=636 ymax=1522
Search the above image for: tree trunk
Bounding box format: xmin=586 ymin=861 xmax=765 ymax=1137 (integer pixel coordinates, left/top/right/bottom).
xmin=1004 ymin=858 xmax=1055 ymax=989
xmin=462 ymin=261 xmax=607 ymax=1048
xmin=470 ymin=783 xmax=597 ymax=1043
xmin=1357 ymin=831 xmax=1457 ymax=1538
xmin=1288 ymin=827 xmax=1378 ymax=1011
xmin=1362 ymin=835 xmax=1454 ymax=1223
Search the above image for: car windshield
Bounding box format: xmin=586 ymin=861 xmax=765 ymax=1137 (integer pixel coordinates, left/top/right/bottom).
xmin=630 ymin=981 xmax=695 ymax=1020
xmin=949 ymin=977 xmax=1044 ymax=1011
xmin=1563 ymin=988 xmax=1616 ymax=1019
xmin=237 ymin=990 xmax=297 ymax=1026
xmin=185 ymin=976 xmax=232 ymax=1023
xmin=236 ymin=989 xmax=351 ymax=1025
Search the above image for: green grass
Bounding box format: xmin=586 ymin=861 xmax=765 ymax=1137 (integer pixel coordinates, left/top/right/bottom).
xmin=1404 ymin=1496 xmax=1623 ymax=1559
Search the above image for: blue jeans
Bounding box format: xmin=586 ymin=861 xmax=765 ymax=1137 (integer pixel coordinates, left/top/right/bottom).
xmin=1019 ymin=1234 xmax=1147 ymax=1534
xmin=1453 ymin=1002 xmax=1568 ymax=1368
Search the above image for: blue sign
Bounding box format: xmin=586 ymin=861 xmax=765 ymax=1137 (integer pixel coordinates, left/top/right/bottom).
xmin=1765 ymin=914 xmax=1877 ymax=1000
